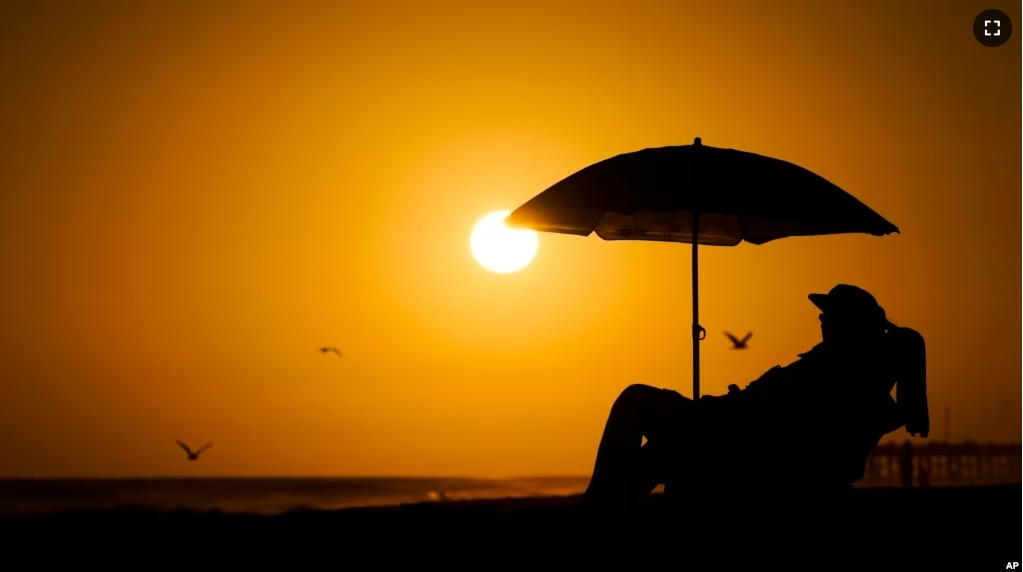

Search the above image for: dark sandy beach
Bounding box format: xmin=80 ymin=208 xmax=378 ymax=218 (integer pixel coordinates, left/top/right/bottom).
xmin=1 ymin=485 xmax=1017 ymax=564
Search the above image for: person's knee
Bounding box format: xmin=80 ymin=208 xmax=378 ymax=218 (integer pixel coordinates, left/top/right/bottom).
xmin=619 ymin=383 xmax=659 ymax=403
xmin=611 ymin=384 xmax=663 ymax=415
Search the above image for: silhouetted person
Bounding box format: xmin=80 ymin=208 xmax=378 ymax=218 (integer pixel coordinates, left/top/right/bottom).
xmin=176 ymin=440 xmax=212 ymax=461
xmin=583 ymin=284 xmax=929 ymax=510
xmin=725 ymin=331 xmax=752 ymax=350
xmin=319 ymin=347 xmax=343 ymax=357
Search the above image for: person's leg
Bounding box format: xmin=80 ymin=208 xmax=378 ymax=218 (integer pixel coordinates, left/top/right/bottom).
xmin=584 ymin=384 xmax=691 ymax=506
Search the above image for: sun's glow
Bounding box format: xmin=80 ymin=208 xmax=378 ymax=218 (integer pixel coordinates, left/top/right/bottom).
xmin=470 ymin=210 xmax=539 ymax=273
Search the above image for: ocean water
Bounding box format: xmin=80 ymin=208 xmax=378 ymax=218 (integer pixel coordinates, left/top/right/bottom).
xmin=5 ymin=442 xmax=1016 ymax=516
xmin=0 ymin=477 xmax=592 ymax=516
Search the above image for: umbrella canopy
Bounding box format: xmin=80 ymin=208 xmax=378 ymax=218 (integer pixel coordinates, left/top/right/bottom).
xmin=505 ymin=138 xmax=898 ymax=400
xmin=505 ymin=138 xmax=898 ymax=246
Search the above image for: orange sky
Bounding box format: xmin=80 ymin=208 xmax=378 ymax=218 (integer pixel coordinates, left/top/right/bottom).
xmin=0 ymin=1 xmax=1018 ymax=478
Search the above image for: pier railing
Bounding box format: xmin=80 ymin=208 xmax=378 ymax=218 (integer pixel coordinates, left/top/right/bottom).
xmin=858 ymin=442 xmax=1021 ymax=487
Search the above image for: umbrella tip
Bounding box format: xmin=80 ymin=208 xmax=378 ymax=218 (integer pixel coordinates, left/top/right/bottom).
xmin=694 ymin=137 xmax=702 ymax=145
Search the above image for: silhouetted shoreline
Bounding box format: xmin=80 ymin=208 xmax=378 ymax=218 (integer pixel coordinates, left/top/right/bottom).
xmin=2 ymin=485 xmax=1016 ymax=559
xmin=0 ymin=476 xmax=592 ymax=515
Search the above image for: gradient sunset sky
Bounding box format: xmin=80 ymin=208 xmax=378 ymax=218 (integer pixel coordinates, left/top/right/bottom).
xmin=0 ymin=0 xmax=1018 ymax=478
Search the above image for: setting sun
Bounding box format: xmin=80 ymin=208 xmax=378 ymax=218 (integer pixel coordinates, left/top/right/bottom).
xmin=470 ymin=211 xmax=539 ymax=273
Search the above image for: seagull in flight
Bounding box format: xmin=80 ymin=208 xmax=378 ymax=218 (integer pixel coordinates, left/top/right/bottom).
xmin=318 ymin=347 xmax=343 ymax=357
xmin=725 ymin=331 xmax=752 ymax=350
xmin=176 ymin=440 xmax=212 ymax=461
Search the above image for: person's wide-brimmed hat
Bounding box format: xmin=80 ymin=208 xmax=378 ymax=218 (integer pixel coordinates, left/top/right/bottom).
xmin=809 ymin=284 xmax=894 ymax=328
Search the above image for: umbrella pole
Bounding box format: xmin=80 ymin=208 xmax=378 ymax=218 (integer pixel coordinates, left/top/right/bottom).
xmin=692 ymin=212 xmax=703 ymax=400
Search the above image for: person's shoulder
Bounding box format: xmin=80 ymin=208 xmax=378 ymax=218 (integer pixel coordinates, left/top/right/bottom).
xmin=886 ymin=326 xmax=925 ymax=344
xmin=884 ymin=326 xmax=925 ymax=359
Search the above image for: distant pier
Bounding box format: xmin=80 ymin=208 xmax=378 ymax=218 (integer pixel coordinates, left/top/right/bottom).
xmin=859 ymin=442 xmax=1022 ymax=487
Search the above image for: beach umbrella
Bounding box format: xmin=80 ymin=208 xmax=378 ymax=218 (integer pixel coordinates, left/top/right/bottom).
xmin=505 ymin=137 xmax=898 ymax=401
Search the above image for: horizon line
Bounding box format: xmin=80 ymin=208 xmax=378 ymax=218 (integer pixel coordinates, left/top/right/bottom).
xmin=0 ymin=475 xmax=594 ymax=481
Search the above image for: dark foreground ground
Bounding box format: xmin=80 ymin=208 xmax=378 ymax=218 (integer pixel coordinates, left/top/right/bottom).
xmin=1 ymin=485 xmax=1018 ymax=565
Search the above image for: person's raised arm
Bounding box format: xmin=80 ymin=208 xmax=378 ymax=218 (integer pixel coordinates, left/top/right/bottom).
xmin=887 ymin=326 xmax=929 ymax=438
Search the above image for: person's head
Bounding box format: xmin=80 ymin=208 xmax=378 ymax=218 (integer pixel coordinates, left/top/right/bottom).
xmin=809 ymin=284 xmax=891 ymax=348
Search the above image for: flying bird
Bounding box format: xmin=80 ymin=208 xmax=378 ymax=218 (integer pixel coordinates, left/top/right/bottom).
xmin=176 ymin=440 xmax=212 ymax=461
xmin=725 ymin=331 xmax=752 ymax=350
xmin=319 ymin=347 xmax=342 ymax=357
